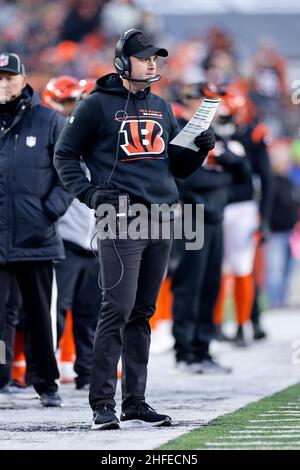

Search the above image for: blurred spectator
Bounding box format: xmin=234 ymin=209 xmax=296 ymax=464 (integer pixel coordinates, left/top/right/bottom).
xmin=290 ymin=139 xmax=300 ymax=187
xmin=101 ymin=0 xmax=141 ymax=38
xmin=202 ymin=28 xmax=237 ymax=86
xmin=265 ymin=140 xmax=300 ymax=308
xmin=249 ymin=40 xmax=287 ymax=137
xmin=251 ymin=40 xmax=287 ymax=99
xmin=61 ymin=0 xmax=104 ymax=42
xmin=0 ymin=0 xmax=18 ymax=28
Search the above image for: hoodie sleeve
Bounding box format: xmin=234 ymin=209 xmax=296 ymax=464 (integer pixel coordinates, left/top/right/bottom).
xmin=166 ymin=103 xmax=207 ymax=178
xmin=54 ymin=96 xmax=104 ymax=208
xmin=42 ymin=111 xmax=73 ymax=221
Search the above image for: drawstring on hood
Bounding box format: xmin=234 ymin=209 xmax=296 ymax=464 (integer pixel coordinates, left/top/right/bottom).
xmin=92 ymin=73 xmax=150 ymax=100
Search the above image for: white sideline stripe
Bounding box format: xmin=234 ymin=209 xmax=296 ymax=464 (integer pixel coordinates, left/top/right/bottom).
xmin=278 ymin=405 xmax=300 ymax=408
xmin=246 ymin=426 xmax=300 ymax=429
xmin=205 ymin=442 xmax=300 ymax=448
xmin=264 ymin=410 xmax=300 ymax=413
xmin=259 ymin=413 xmax=300 ymax=416
xmin=278 ymin=409 xmax=300 ymax=412
xmin=250 ymin=419 xmax=300 ymax=422
xmin=260 ymin=412 xmax=300 ymax=415
xmin=219 ymin=435 xmax=300 ymax=439
xmin=230 ymin=430 xmax=300 ymax=434
xmin=277 ymin=407 xmax=300 ymax=410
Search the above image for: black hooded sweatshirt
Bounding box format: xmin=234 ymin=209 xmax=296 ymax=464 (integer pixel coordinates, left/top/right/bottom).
xmin=54 ymin=73 xmax=206 ymax=209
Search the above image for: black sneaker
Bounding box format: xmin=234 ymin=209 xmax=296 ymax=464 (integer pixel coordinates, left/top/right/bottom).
xmin=92 ymin=404 xmax=120 ymax=430
xmin=253 ymin=322 xmax=267 ymax=340
xmin=198 ymin=357 xmax=232 ymax=375
xmin=214 ymin=325 xmax=232 ymax=342
xmin=9 ymin=381 xmax=38 ymax=399
xmin=176 ymin=360 xmax=203 ymax=374
xmin=234 ymin=324 xmax=252 ymax=347
xmin=121 ymin=401 xmax=171 ymax=427
xmin=40 ymin=391 xmax=63 ymax=407
xmin=75 ymin=382 xmax=90 ymax=391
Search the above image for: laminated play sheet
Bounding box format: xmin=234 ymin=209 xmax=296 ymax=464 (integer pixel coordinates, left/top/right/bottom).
xmin=170 ymin=98 xmax=221 ymax=151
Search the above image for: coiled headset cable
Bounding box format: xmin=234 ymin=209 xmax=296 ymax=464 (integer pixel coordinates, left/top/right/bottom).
xmin=90 ymin=84 xmax=132 ymax=291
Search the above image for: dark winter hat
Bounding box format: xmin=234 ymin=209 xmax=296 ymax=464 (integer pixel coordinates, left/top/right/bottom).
xmin=0 ymin=53 xmax=25 ymax=75
xmin=124 ymin=33 xmax=168 ymax=59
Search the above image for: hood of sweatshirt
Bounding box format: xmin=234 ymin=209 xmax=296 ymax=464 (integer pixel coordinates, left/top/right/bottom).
xmin=91 ymin=73 xmax=151 ymax=100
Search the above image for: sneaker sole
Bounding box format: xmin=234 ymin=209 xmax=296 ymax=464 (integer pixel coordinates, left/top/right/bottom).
xmin=121 ymin=419 xmax=171 ymax=428
xmin=200 ymin=368 xmax=232 ymax=375
xmin=40 ymin=401 xmax=64 ymax=408
xmin=91 ymin=421 xmax=121 ymax=430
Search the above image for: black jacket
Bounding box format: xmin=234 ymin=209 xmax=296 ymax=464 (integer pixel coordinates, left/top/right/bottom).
xmin=0 ymin=85 xmax=73 ymax=263
xmin=270 ymin=175 xmax=299 ymax=232
xmin=231 ymin=122 xmax=274 ymax=224
xmin=177 ymin=136 xmax=251 ymax=224
xmin=54 ymin=73 xmax=206 ymax=209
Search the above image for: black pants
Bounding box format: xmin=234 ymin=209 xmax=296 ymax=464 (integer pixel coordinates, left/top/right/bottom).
xmin=0 ymin=262 xmax=59 ymax=394
xmin=56 ymin=245 xmax=100 ymax=387
xmin=0 ymin=273 xmax=21 ymax=387
xmin=251 ymin=282 xmax=261 ymax=325
xmin=172 ymin=222 xmax=223 ymax=362
xmin=89 ymin=220 xmax=173 ymax=410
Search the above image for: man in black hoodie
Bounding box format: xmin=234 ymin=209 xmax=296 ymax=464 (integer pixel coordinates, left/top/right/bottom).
xmin=54 ymin=29 xmax=215 ymax=430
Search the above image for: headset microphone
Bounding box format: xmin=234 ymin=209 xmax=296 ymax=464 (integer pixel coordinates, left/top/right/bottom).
xmin=126 ymin=74 xmax=161 ymax=84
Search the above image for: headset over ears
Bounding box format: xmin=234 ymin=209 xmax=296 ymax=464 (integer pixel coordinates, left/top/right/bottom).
xmin=114 ymin=29 xmax=143 ymax=78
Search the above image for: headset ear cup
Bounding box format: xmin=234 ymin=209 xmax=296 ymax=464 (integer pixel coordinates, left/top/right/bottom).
xmin=115 ymin=29 xmax=142 ymax=77
xmin=122 ymin=55 xmax=131 ymax=77
xmin=114 ymin=57 xmax=124 ymax=74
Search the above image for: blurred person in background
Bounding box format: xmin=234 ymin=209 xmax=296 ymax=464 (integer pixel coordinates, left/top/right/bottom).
xmin=265 ymin=140 xmax=300 ymax=308
xmin=42 ymin=75 xmax=100 ymax=390
xmin=0 ymin=53 xmax=72 ymax=405
xmin=79 ymin=77 xmax=97 ymax=97
xmin=100 ymin=0 xmax=163 ymax=40
xmin=290 ymin=139 xmax=300 ymax=189
xmin=213 ymin=83 xmax=273 ymax=346
xmin=202 ymin=28 xmax=237 ymax=86
xmin=60 ymin=0 xmax=104 ymax=43
xmin=171 ymin=82 xmax=251 ymax=373
xmin=249 ymin=40 xmax=287 ymax=138
xmin=42 ymin=75 xmax=82 ymax=117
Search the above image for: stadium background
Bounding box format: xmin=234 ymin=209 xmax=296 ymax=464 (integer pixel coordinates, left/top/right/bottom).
xmin=1 ymin=0 xmax=300 ymax=451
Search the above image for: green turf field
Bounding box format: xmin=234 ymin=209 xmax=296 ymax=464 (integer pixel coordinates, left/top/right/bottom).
xmin=159 ymin=382 xmax=300 ymax=450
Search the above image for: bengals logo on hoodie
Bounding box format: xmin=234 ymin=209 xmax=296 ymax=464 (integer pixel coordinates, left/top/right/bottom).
xmin=119 ymin=119 xmax=165 ymax=161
